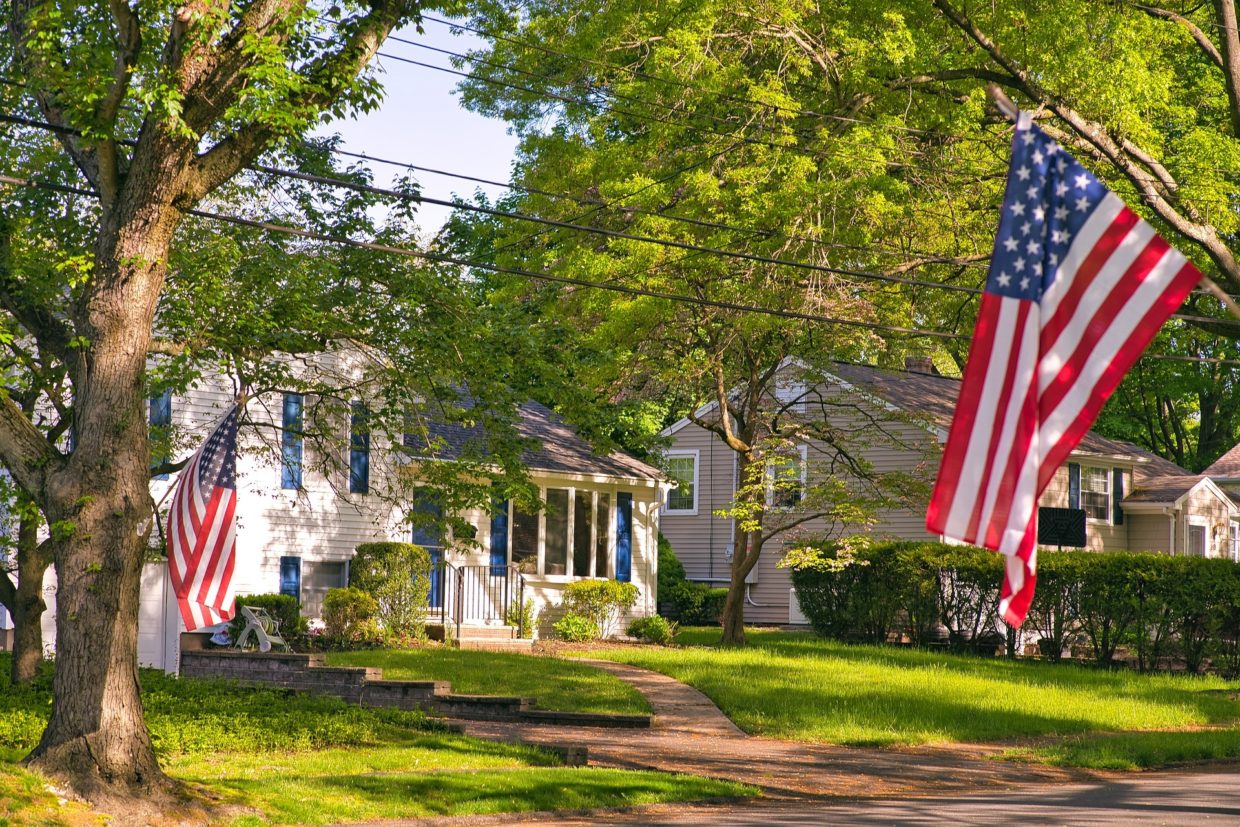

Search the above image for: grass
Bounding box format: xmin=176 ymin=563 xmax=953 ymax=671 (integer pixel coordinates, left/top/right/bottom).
xmin=326 ymin=647 xmax=651 ymax=714
xmin=1002 ymin=729 xmax=1240 ymax=770
xmin=583 ymin=627 xmax=1240 ymax=764
xmin=0 ymin=653 xmax=750 ymax=825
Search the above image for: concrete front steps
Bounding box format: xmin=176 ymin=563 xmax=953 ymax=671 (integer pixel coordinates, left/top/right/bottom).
xmin=427 ymin=623 xmax=536 ymax=652
xmin=180 ymin=650 xmax=649 ymax=729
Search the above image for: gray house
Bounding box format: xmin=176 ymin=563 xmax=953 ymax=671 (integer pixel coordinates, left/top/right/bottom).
xmin=660 ymin=359 xmax=1240 ymax=625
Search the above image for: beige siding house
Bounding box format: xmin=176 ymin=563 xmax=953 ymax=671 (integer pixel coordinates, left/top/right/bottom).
xmin=661 ymin=360 xmax=1240 ymax=625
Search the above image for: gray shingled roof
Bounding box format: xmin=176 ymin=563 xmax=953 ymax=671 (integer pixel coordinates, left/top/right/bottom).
xmin=1205 ymin=442 xmax=1240 ymax=478
xmin=1108 ymin=439 xmax=1192 ymax=480
xmin=826 ymin=362 xmax=1141 ymax=458
xmin=406 ymin=400 xmax=662 ymax=482
xmin=1124 ymin=474 xmax=1205 ymax=504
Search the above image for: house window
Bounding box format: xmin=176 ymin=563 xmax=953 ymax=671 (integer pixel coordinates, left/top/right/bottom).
xmin=511 ymin=500 xmax=539 ymax=573
xmin=411 ymin=489 xmax=444 ymax=608
xmin=279 ymin=556 xmax=302 ymax=602
xmin=497 ymin=488 xmax=622 ymax=578
xmin=1188 ymin=523 xmax=1207 ymax=557
xmin=1080 ymin=466 xmax=1110 ymax=521
xmin=573 ymin=490 xmax=594 ymax=577
xmin=349 ymin=401 xmax=370 ymax=494
xmin=665 ymin=451 xmax=698 ymax=514
xmin=301 ymin=561 xmax=346 ymax=619
xmin=149 ymin=389 xmax=172 ymax=480
xmin=595 ymin=492 xmax=611 ymax=577
xmin=544 ymin=488 xmax=569 ymax=575
xmin=766 ymin=446 xmax=807 ymax=509
xmin=1231 ymin=522 xmax=1239 ymax=563
xmin=281 ymin=393 xmax=304 ymax=490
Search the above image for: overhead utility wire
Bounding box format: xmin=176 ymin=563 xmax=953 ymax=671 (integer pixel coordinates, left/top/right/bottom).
xmin=4 ymin=111 xmax=1237 ymax=318
xmin=328 ymin=144 xmax=992 ymax=270
xmin=5 ymin=171 xmax=1240 ymax=363
xmin=0 ymin=171 xmax=957 ymax=339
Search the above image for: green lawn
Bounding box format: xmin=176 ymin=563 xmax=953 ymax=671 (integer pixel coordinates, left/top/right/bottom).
xmin=584 ymin=628 xmax=1240 ymax=761
xmin=327 ymin=647 xmax=650 ymax=714
xmin=0 ymin=654 xmax=748 ymax=825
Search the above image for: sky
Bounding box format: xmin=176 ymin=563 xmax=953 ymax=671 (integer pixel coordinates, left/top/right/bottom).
xmin=315 ymin=17 xmax=521 ymax=232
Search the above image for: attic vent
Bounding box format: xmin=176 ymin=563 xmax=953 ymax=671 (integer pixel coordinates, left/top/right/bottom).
xmin=774 ymin=380 xmax=808 ymax=414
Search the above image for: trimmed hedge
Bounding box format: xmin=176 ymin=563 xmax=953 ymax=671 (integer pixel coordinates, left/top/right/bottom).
xmin=350 ymin=542 xmax=432 ymax=640
xmin=791 ymin=541 xmax=1240 ymax=672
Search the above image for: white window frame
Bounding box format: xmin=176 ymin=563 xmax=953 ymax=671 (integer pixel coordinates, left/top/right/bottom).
xmin=1186 ymin=516 xmax=1209 ymax=558
xmin=664 ymin=450 xmax=699 ymax=515
xmin=504 ymin=484 xmax=622 ymax=579
xmin=1231 ymin=521 xmax=1239 ymax=564
xmin=765 ymin=444 xmax=809 ymax=510
xmin=1080 ymin=465 xmax=1111 ymax=524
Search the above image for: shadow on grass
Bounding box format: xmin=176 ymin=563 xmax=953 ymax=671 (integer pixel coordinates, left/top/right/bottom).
xmin=205 ymin=768 xmax=750 ymax=825
xmin=1005 ymin=728 xmax=1240 ymax=770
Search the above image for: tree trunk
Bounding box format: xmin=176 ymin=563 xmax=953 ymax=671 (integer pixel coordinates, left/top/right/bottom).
xmin=9 ymin=516 xmax=52 ymax=685
xmin=24 ymin=203 xmax=181 ymax=801
xmin=720 ymin=524 xmax=765 ymax=646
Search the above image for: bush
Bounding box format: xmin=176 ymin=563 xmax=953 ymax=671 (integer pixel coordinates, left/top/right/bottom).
xmin=666 ymin=581 xmax=728 ymax=625
xmin=505 ymin=597 xmax=537 ymax=639
xmin=554 ymin=612 xmax=598 ymax=642
xmin=790 ymin=539 xmax=1240 ymax=672
xmin=657 ymin=533 xmax=686 ymax=602
xmin=228 ymin=593 xmax=305 ymax=644
xmin=323 ymin=587 xmax=382 ymax=646
xmin=627 ymin=615 xmax=677 ymax=645
xmin=561 ymin=579 xmax=640 ymax=639
xmin=350 ymin=542 xmax=432 ymax=640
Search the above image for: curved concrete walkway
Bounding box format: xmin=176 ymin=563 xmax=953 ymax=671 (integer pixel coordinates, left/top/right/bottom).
xmin=453 ymin=658 xmax=1080 ymax=801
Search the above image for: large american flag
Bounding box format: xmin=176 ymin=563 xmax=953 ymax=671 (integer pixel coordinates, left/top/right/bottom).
xmin=168 ymin=406 xmax=240 ymax=632
xmin=926 ymin=111 xmax=1202 ymax=627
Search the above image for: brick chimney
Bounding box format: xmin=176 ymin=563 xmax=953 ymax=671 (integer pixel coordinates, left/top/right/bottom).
xmin=904 ymin=355 xmax=937 ymax=375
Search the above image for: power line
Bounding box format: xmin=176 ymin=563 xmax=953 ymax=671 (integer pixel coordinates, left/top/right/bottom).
xmin=0 ymin=171 xmax=963 ymax=339
xmin=6 ymin=169 xmax=1240 ymax=366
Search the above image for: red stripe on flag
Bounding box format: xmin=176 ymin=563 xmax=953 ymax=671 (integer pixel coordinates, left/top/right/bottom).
xmin=926 ymin=293 xmax=1004 ymax=535
xmin=196 ymin=492 xmax=236 ymax=608
xmin=964 ymin=301 xmax=1032 ymax=542
xmin=1038 ymin=208 xmax=1140 ymax=352
xmin=1040 ymin=260 xmax=1202 ymax=476
xmin=1038 ymin=235 xmax=1170 ymax=416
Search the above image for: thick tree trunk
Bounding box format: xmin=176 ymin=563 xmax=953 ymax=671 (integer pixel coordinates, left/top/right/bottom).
xmin=24 ymin=203 xmax=181 ymax=801
xmin=10 ymin=518 xmax=51 ymax=685
xmin=720 ymin=522 xmax=764 ymax=646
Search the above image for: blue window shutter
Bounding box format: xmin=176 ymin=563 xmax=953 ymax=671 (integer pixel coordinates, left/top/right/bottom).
xmin=616 ymin=493 xmax=633 ymax=582
xmin=281 ymin=393 xmax=304 ymax=489
xmin=279 ymin=556 xmax=301 ymax=601
xmin=1113 ymin=468 xmax=1124 ymax=525
xmin=349 ymin=401 xmax=370 ymax=494
xmin=490 ymin=492 xmax=509 ymax=576
xmin=1067 ymin=463 xmax=1081 ymax=510
xmin=149 ymin=389 xmax=172 ymax=480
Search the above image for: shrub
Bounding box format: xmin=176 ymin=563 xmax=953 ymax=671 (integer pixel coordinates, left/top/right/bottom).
xmin=561 ymin=579 xmax=639 ymax=639
xmin=505 ymin=597 xmax=538 ymax=639
xmin=657 ymin=533 xmax=686 ymax=602
xmin=228 ymin=593 xmax=305 ymax=644
xmin=323 ymin=587 xmax=382 ymax=645
xmin=666 ymin=581 xmax=728 ymax=625
xmin=553 ymin=612 xmax=598 ymax=642
xmin=627 ymin=615 xmax=677 ymax=645
xmin=350 ymin=542 xmax=432 ymax=639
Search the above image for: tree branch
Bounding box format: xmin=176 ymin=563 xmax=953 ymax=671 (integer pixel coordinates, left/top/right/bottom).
xmin=890 ymin=68 xmax=1014 ymax=89
xmin=8 ymin=0 xmax=103 ymax=191
xmin=1130 ymin=2 xmax=1224 ymax=69
xmin=0 ymin=392 xmax=64 ymax=500
xmin=933 ymin=0 xmax=1240 ymax=293
xmin=180 ymin=1 xmax=414 ymax=205
xmin=93 ymin=0 xmax=142 ymax=206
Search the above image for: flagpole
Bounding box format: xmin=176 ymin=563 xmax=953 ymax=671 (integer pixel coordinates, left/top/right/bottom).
xmin=985 ymin=84 xmax=1240 ymax=325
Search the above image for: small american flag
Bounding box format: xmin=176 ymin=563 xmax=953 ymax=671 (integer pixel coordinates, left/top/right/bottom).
xmin=168 ymin=405 xmax=240 ymax=632
xmin=926 ymin=111 xmax=1202 ymax=627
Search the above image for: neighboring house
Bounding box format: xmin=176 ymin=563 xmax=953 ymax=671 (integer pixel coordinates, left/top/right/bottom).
xmin=5 ymin=375 xmax=665 ymax=664
xmin=661 ymin=359 xmax=1240 ymax=625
